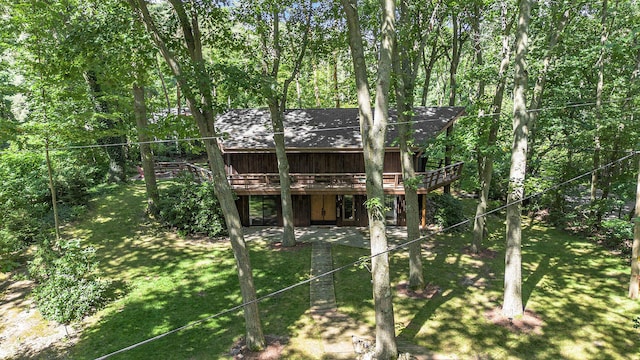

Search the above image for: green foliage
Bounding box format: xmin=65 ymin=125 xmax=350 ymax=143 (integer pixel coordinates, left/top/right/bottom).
xmin=364 ymin=197 xmax=386 ymax=221
xmin=428 ymin=193 xmax=466 ymax=232
xmin=600 ymin=218 xmax=633 ymax=253
xmin=29 ymin=239 xmax=111 ymax=324
xmin=158 ymin=173 xmax=227 ymax=237
xmin=403 ymin=175 xmax=423 ymax=191
xmin=0 ymin=150 xmax=106 ymax=257
xmin=0 ymin=152 xmax=51 ymax=252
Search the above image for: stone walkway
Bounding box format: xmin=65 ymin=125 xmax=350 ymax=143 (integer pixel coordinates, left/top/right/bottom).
xmin=310 ymin=242 xmax=336 ymax=313
xmin=244 ymin=226 xmax=451 ymax=359
xmin=309 ymin=241 xmax=365 ymax=358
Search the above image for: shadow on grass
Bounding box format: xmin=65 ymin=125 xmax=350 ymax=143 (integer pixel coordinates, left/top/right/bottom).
xmin=17 ymin=186 xmax=639 ymax=359
xmin=40 ymin=182 xmax=313 ymax=360
xmin=387 ymin=217 xmax=640 ymax=359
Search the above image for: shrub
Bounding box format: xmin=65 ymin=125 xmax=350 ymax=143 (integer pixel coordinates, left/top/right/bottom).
xmin=600 ymin=218 xmax=633 ymax=252
xmin=428 ymin=193 xmax=466 ymax=232
xmin=158 ymin=173 xmax=227 ymax=237
xmin=0 ymin=150 xmax=105 ymax=258
xmin=29 ymin=239 xmax=111 ymax=324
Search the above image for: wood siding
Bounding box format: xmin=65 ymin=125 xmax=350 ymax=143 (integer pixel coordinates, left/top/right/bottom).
xmin=292 ymin=195 xmax=311 ymax=227
xmin=226 ymin=151 xmax=404 ymax=174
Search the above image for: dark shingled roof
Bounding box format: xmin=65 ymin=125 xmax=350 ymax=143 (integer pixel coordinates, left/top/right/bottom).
xmin=215 ymin=107 xmax=465 ymax=151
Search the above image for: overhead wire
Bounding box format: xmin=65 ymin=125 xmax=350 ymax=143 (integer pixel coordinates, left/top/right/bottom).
xmin=0 ymin=96 xmax=635 ymax=156
xmin=1 ymin=87 xmax=636 ymax=358
xmin=94 ymin=149 xmax=639 ymax=359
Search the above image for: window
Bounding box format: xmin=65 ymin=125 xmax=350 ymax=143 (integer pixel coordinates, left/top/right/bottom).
xmin=249 ymin=196 xmax=279 ymax=225
xmin=343 ymin=195 xmax=355 ymax=220
xmin=385 ymin=195 xmax=397 ymax=225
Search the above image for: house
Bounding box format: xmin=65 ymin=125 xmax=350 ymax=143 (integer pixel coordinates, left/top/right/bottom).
xmin=212 ymin=107 xmax=465 ymax=227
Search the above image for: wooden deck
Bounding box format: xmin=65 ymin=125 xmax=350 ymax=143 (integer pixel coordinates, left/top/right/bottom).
xmin=157 ymin=161 xmax=464 ymax=195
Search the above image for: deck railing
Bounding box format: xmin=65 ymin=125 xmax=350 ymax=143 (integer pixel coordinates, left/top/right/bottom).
xmin=153 ymin=161 xmax=463 ymax=192
xmin=225 ymin=162 xmax=464 ymax=192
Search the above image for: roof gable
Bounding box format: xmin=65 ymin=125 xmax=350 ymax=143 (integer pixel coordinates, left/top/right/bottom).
xmin=215 ymin=107 xmax=465 ymax=151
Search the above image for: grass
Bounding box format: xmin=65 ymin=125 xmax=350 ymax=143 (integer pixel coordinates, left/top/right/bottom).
xmin=61 ymin=181 xmax=310 ymax=359
xmin=334 ymin=214 xmax=640 ymax=359
xmin=13 ymin=181 xmax=640 ymax=359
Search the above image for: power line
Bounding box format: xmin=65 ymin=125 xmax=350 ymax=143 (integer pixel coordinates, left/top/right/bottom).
xmin=94 ymin=150 xmax=639 ymax=359
xmin=1 ymin=97 xmax=635 ymax=156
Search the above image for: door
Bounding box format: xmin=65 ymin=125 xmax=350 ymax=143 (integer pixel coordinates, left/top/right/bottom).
xmin=310 ymin=194 xmax=336 ymax=224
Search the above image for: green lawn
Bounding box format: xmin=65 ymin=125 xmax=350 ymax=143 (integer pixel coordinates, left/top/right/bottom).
xmin=57 ymin=182 xmax=639 ymax=359
xmin=64 ymin=182 xmax=310 ymax=359
xmin=334 ymin=217 xmax=640 ymax=359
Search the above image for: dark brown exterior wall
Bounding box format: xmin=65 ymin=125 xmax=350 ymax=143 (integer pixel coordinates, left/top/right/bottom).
xmin=336 ymin=194 xmax=368 ymax=227
xmin=236 ymin=196 xmax=250 ymax=226
xmin=236 ymin=195 xmax=311 ymax=227
xmin=292 ymin=195 xmax=311 ymax=227
xmin=229 ymin=151 xmax=415 ymax=227
xmin=226 ymin=151 xmax=403 ymax=174
xmin=237 ymin=194 xmax=375 ymax=227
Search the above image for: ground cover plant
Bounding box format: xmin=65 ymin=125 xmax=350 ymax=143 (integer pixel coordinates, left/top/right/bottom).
xmin=2 ymin=183 xmax=639 ymax=359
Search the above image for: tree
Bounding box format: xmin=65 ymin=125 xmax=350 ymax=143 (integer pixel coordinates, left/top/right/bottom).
xmin=443 ymin=3 xmax=467 ymax=195
xmin=240 ymin=0 xmax=313 ymax=247
xmin=133 ymin=74 xmax=159 ymax=215
xmin=393 ymin=0 xmax=440 ymax=290
xmin=84 ymin=69 xmax=128 ymax=183
xmin=503 ymin=0 xmax=531 ymax=319
xmin=341 ymin=0 xmax=397 ymax=357
xmin=472 ymin=1 xmax=514 ymax=253
xmin=630 ymin=154 xmax=640 ymax=299
xmin=419 ymin=13 xmax=444 ymax=106
xmin=128 ymin=0 xmax=265 ymax=350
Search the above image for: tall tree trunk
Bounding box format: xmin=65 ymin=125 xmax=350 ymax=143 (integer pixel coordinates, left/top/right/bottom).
xmin=129 ymin=0 xmax=265 ymax=349
xmin=420 ymin=26 xmax=442 ymax=106
xmin=503 ymin=0 xmax=531 ymax=319
xmin=472 ymin=1 xmax=486 ymax=218
xmin=268 ymin=103 xmax=296 ymax=247
xmin=444 ymin=11 xmax=462 ymax=194
xmin=630 ymin=155 xmax=640 ymax=299
xmin=471 ymin=3 xmax=484 ymax=104
xmin=625 ymin=40 xmax=640 ymax=298
xmin=591 ymin=0 xmax=608 ymax=225
xmin=394 ymin=19 xmax=419 ymax=291
xmin=155 ymin=55 xmax=171 ymax=112
xmin=258 ymin=3 xmax=311 ymax=247
xmin=527 ymin=7 xmax=571 ymax=179
xmin=342 ymin=0 xmax=397 ymax=357
xmin=472 ymin=2 xmax=514 ymax=254
xmin=133 ymin=82 xmax=159 ymax=215
xmin=313 ymin=55 xmax=321 ymax=107
xmin=333 ymin=51 xmax=340 ymax=108
xmin=84 ymin=70 xmax=127 ymax=183
xmin=394 ymin=0 xmax=437 ymax=290
xmin=421 ymin=39 xmax=438 ymax=106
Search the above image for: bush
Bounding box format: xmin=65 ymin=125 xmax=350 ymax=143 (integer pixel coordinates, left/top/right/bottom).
xmin=428 ymin=193 xmax=466 ymax=232
xmin=158 ymin=173 xmax=227 ymax=237
xmin=0 ymin=150 xmax=105 ymax=257
xmin=600 ymin=218 xmax=633 ymax=252
xmin=29 ymin=239 xmax=111 ymax=324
